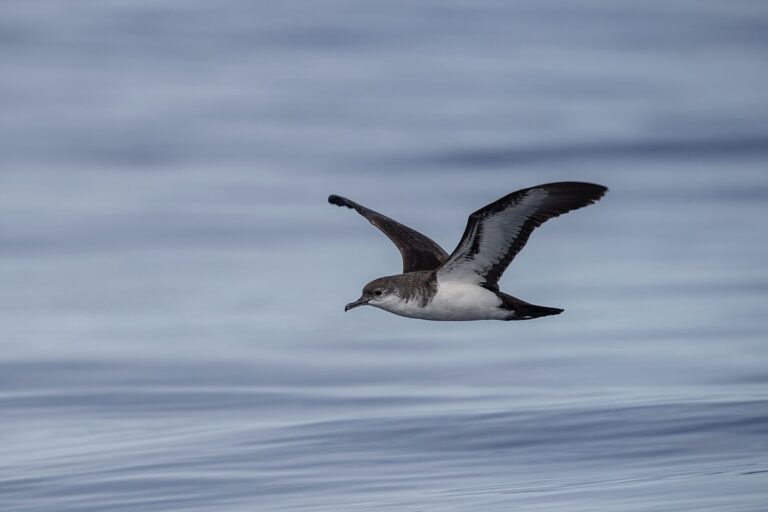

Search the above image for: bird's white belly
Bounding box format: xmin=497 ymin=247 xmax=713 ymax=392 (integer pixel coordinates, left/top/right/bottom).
xmin=380 ymin=281 xmax=508 ymax=321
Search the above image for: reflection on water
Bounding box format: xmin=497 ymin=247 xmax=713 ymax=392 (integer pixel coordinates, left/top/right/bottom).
xmin=1 ymin=0 xmax=767 ymax=511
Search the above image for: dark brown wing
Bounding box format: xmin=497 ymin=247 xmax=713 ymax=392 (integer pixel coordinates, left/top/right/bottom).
xmin=437 ymin=182 xmax=607 ymax=288
xmin=328 ymin=194 xmax=448 ymax=273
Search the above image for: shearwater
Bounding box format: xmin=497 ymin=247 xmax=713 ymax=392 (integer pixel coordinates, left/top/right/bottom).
xmin=329 ymin=182 xmax=607 ymax=321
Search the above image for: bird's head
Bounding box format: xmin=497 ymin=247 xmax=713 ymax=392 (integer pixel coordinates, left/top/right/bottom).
xmin=345 ymin=277 xmax=397 ymax=312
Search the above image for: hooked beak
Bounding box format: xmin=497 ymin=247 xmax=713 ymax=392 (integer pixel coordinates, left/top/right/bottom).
xmin=344 ymin=297 xmax=369 ymax=312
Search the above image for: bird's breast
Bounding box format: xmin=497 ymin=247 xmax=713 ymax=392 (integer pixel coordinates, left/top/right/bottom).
xmin=378 ymin=281 xmax=507 ymax=321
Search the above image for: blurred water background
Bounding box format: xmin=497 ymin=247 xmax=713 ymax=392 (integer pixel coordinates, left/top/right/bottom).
xmin=1 ymin=1 xmax=768 ymax=511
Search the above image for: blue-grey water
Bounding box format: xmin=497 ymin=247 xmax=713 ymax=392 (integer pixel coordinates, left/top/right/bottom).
xmin=1 ymin=1 xmax=768 ymax=511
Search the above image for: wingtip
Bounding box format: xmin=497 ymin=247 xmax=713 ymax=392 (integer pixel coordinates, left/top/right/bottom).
xmin=546 ymin=182 xmax=608 ymax=203
xmin=587 ymin=183 xmax=608 ymax=201
xmin=592 ymin=185 xmax=608 ymax=204
xmin=592 ymin=183 xmax=609 ymax=196
xmin=556 ymin=181 xmax=607 ymax=193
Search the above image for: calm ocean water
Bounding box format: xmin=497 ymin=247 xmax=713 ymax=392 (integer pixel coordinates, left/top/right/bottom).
xmin=1 ymin=1 xmax=767 ymax=510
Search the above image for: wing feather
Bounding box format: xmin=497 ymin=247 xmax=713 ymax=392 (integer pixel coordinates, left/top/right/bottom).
xmin=328 ymin=194 xmax=448 ymax=273
xmin=437 ymin=182 xmax=607 ymax=287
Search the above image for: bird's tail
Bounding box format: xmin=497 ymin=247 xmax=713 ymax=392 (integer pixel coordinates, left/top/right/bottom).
xmin=513 ymin=303 xmax=564 ymax=320
xmin=498 ymin=292 xmax=564 ymax=320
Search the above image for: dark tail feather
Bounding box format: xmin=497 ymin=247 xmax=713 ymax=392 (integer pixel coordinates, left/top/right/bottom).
xmin=497 ymin=292 xmax=564 ymax=320
xmin=514 ymin=303 xmax=564 ymax=320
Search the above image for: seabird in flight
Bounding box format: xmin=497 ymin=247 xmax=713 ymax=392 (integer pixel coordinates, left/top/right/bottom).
xmin=329 ymin=182 xmax=607 ymax=321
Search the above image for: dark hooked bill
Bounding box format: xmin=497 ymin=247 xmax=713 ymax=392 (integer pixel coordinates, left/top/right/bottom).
xmin=344 ymin=298 xmax=369 ymax=312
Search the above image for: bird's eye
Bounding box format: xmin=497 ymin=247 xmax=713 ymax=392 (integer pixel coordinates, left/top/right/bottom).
xmin=374 ymin=289 xmax=383 ymax=296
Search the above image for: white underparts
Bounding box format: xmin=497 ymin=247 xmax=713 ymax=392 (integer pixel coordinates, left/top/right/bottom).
xmin=373 ymin=279 xmax=509 ymax=321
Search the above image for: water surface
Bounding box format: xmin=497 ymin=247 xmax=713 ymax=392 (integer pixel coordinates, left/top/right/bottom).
xmin=1 ymin=1 xmax=767 ymax=510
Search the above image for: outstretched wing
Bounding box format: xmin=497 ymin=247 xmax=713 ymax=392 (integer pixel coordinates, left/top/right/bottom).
xmin=328 ymin=194 xmax=448 ymax=273
xmin=437 ymin=182 xmax=607 ymax=287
